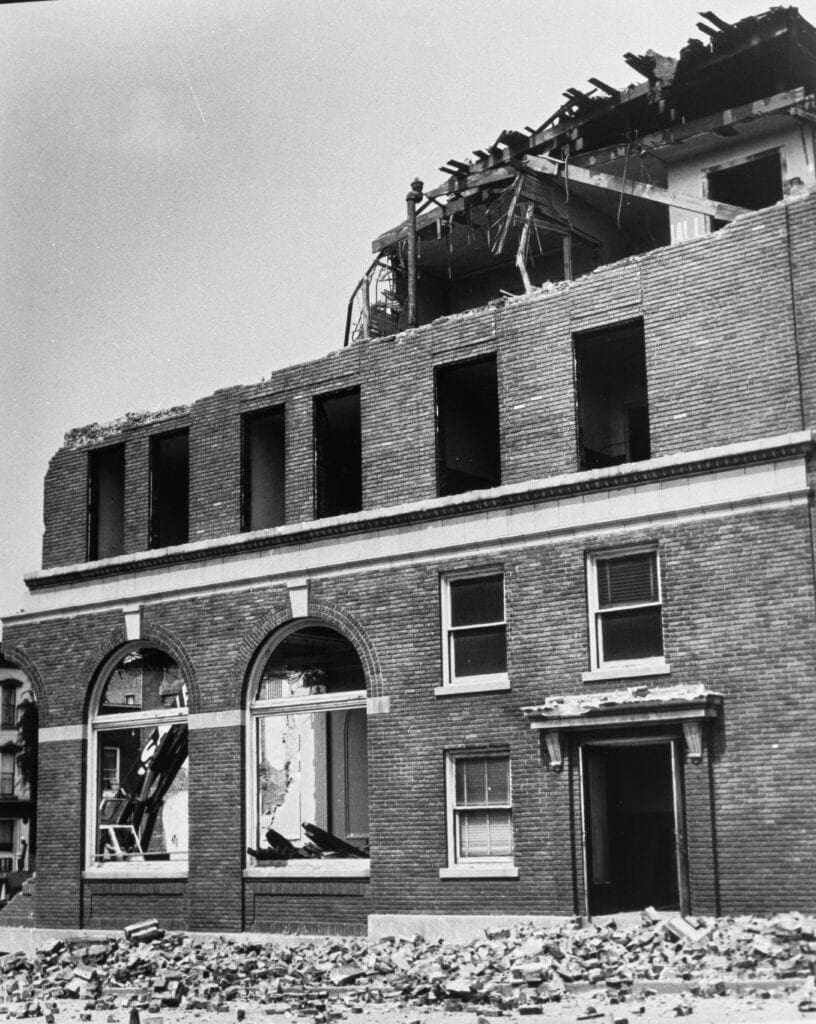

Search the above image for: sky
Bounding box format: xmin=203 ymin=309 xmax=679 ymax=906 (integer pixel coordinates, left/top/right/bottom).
xmin=2 ymin=0 xmax=814 ymax=622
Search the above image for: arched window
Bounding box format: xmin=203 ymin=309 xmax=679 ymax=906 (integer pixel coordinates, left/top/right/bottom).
xmin=247 ymin=623 xmax=368 ymax=872
xmin=88 ymin=645 xmax=188 ymax=873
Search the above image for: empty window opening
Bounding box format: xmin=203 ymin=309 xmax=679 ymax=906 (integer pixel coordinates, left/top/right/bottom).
xmin=242 ymin=407 xmax=286 ymax=532
xmin=92 ymin=646 xmax=188 ymax=867
xmin=314 ymin=389 xmax=362 ymax=519
xmin=149 ymin=430 xmax=189 ymax=549
xmin=0 ymin=821 xmax=13 ymax=854
xmin=88 ymin=445 xmax=125 ymax=561
xmin=575 ymin=322 xmax=650 ymax=470
xmin=436 ymin=355 xmax=501 ymax=497
xmin=249 ymin=625 xmax=369 ymax=864
xmin=707 ymin=149 xmax=783 ymax=230
xmin=583 ymin=742 xmax=680 ymax=915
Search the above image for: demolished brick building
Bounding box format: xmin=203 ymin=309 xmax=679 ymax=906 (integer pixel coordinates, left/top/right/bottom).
xmin=2 ymin=6 xmax=816 ymax=935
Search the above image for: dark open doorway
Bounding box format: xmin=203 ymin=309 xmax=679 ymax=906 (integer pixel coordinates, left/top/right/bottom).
xmin=582 ymin=741 xmax=680 ymax=915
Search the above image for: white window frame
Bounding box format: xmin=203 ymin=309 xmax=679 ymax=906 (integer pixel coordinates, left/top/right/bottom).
xmin=441 ymin=750 xmax=518 ymax=879
xmin=244 ymin=619 xmax=370 ymax=879
xmin=84 ymin=643 xmax=188 ymax=878
xmin=0 ymin=685 xmax=16 ymax=729
xmin=437 ymin=570 xmax=509 ymax=696
xmin=583 ymin=546 xmax=670 ymax=683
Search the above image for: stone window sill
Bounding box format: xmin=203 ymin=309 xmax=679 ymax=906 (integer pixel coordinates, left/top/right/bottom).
xmin=244 ymin=860 xmax=370 ymax=880
xmin=83 ymin=864 xmax=188 ymax=881
xmin=439 ymin=863 xmax=519 ymax=879
xmin=582 ymin=662 xmax=671 ymax=684
xmin=434 ymin=677 xmax=510 ymax=697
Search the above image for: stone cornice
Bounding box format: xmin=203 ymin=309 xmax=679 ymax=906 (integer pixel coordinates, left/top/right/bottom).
xmin=23 ymin=431 xmax=812 ymax=593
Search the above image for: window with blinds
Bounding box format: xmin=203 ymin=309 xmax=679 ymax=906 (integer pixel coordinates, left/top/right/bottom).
xmin=442 ymin=573 xmax=508 ymax=685
xmin=590 ymin=550 xmax=664 ymax=667
xmin=449 ymin=753 xmax=513 ymax=862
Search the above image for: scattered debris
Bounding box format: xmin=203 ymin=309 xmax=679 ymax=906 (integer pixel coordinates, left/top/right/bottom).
xmin=0 ymin=913 xmax=811 ymax=1019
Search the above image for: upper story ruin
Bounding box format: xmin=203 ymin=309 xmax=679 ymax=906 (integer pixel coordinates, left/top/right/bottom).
xmin=23 ymin=6 xmax=816 ymax=586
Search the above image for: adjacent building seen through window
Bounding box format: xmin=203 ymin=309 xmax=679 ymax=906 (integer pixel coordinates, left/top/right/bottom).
xmin=242 ymin=406 xmax=286 ymax=531
xmin=575 ymin=321 xmax=650 ymax=470
xmin=0 ymin=753 xmax=14 ymax=797
xmin=87 ymin=444 xmax=125 ymax=560
xmin=587 ymin=549 xmax=665 ymax=671
xmin=441 ymin=572 xmax=507 ymax=687
xmin=448 ymin=752 xmax=513 ymax=863
xmin=90 ymin=646 xmax=188 ymax=868
xmin=248 ymin=624 xmax=369 ymax=866
xmin=436 ymin=355 xmax=501 ymax=496
xmin=149 ymin=430 xmax=189 ymax=548
xmin=314 ymin=389 xmax=362 ymax=519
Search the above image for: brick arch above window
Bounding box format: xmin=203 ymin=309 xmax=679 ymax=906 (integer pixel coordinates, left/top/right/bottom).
xmin=81 ymin=623 xmax=200 ymax=717
xmin=233 ymin=600 xmax=383 ymax=704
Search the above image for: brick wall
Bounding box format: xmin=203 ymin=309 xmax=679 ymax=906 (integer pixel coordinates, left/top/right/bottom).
xmin=38 ymin=193 xmax=816 ymax=572
xmin=10 ymin=495 xmax=816 ymax=928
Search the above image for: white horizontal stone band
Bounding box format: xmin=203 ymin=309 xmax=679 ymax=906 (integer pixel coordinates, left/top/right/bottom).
xmin=40 ymin=724 xmax=85 ymax=744
xmin=8 ymin=432 xmax=811 ymax=624
xmin=189 ymin=710 xmax=242 ymax=730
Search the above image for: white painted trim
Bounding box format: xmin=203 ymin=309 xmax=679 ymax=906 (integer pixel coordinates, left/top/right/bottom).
xmin=366 ymin=696 xmax=391 ymax=715
xmin=439 ymin=864 xmax=519 ymax=879
xmin=434 ymin=678 xmax=510 ymax=697
xmin=243 ymin=860 xmax=370 ymax=879
xmin=189 ymin=710 xmax=242 ymax=730
xmin=40 ymin=724 xmax=85 ymax=744
xmin=582 ymin=663 xmax=672 ymax=684
xmin=6 ymin=441 xmax=810 ymax=624
xmin=251 ymin=691 xmax=367 ymax=716
xmin=92 ymin=707 xmax=187 ymax=732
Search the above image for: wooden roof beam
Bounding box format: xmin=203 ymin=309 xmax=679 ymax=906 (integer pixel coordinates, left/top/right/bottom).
xmin=523 ymin=153 xmax=749 ymax=222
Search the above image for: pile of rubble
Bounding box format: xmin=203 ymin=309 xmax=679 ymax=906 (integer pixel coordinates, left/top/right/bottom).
xmin=1 ymin=912 xmax=816 ymax=1019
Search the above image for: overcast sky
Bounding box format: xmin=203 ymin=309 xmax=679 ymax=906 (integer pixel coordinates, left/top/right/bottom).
xmin=2 ymin=0 xmax=813 ymax=622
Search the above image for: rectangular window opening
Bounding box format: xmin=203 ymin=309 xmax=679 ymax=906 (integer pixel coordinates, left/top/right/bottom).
xmin=0 ymin=821 xmax=14 ymax=854
xmin=242 ymin=406 xmax=286 ymax=531
xmin=149 ymin=430 xmax=189 ymax=549
xmin=314 ymin=389 xmax=362 ymax=519
xmin=707 ymin=149 xmax=783 ymax=231
xmin=0 ymin=753 xmax=14 ymax=797
xmin=448 ymin=752 xmax=513 ymax=864
xmin=253 ymin=707 xmax=369 ymax=859
xmin=442 ymin=572 xmax=507 ymax=686
xmin=436 ymin=355 xmax=501 ymax=497
xmin=575 ymin=321 xmax=650 ymax=471
xmin=95 ymin=723 xmax=188 ymax=864
xmin=0 ymin=686 xmax=15 ymax=729
xmin=589 ymin=549 xmax=665 ymax=670
xmin=88 ymin=445 xmax=125 ymax=561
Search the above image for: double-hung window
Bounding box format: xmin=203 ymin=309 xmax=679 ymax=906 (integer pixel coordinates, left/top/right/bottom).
xmin=442 ymin=752 xmax=516 ymax=878
xmin=439 ymin=572 xmax=508 ymax=693
xmin=585 ymin=548 xmax=668 ymax=679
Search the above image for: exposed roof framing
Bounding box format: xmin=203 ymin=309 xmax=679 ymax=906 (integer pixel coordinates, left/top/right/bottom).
xmin=523 ymin=155 xmax=749 ymax=222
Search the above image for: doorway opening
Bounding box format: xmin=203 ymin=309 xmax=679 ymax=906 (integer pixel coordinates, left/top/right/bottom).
xmin=582 ymin=740 xmax=681 ymax=915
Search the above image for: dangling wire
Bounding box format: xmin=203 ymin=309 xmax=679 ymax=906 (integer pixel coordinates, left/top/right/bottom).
xmin=617 ymin=140 xmax=632 ymax=227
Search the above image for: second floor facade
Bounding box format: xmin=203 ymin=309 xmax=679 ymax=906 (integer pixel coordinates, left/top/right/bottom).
xmin=36 ymin=187 xmax=816 ymax=577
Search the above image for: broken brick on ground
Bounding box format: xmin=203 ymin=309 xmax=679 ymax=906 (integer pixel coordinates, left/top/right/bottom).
xmin=1 ymin=913 xmax=816 ymax=1019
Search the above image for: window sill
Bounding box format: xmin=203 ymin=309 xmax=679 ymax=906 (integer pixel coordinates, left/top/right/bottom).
xmin=244 ymin=860 xmax=371 ymax=880
xmin=439 ymin=863 xmax=519 ymax=880
xmin=582 ymin=662 xmax=671 ymax=684
xmin=435 ymin=677 xmax=510 ymax=697
xmin=83 ymin=864 xmax=188 ymax=880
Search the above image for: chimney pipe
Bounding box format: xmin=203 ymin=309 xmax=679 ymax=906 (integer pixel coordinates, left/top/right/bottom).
xmin=406 ymin=178 xmax=424 ymax=328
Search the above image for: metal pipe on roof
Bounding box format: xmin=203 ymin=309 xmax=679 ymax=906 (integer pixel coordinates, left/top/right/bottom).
xmin=405 ymin=178 xmax=424 ymax=329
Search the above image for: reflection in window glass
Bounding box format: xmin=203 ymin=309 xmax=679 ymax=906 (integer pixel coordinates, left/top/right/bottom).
xmin=92 ymin=647 xmax=188 ymax=866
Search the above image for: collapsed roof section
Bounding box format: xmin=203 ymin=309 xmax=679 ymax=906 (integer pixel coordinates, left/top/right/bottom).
xmin=348 ymin=6 xmax=816 ymax=343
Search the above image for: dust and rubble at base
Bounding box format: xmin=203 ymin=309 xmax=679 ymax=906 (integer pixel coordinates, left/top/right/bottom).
xmin=0 ymin=911 xmax=815 ymax=1020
